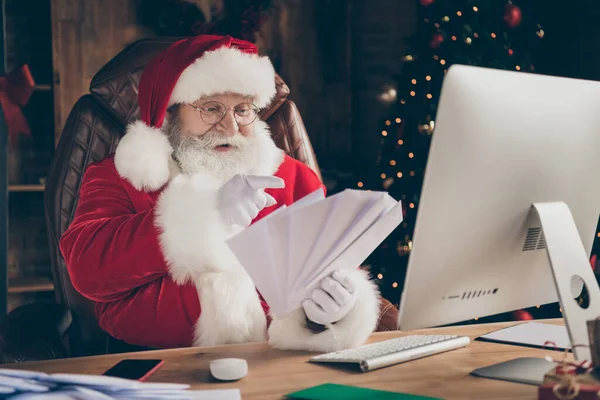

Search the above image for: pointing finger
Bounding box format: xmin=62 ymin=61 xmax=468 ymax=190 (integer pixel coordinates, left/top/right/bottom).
xmin=253 ymin=191 xmax=267 ymax=209
xmin=244 ymin=175 xmax=285 ymax=190
xmin=264 ymin=193 xmax=277 ymax=207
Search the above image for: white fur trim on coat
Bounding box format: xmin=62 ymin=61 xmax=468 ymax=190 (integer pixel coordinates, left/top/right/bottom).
xmin=267 ymin=269 xmax=381 ymax=352
xmin=114 ymin=120 xmax=174 ymax=192
xmin=154 ymin=171 xmax=236 ymax=283
xmin=252 ymin=120 xmax=285 ymax=176
xmin=154 ymin=172 xmax=267 ymax=346
xmin=194 ymin=270 xmax=267 ymax=346
xmin=170 ymin=47 xmax=276 ymax=109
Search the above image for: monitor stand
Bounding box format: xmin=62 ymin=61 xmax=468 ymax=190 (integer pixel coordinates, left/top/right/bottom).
xmin=533 ymin=201 xmax=600 ymax=362
xmin=471 ymin=201 xmax=600 ymax=385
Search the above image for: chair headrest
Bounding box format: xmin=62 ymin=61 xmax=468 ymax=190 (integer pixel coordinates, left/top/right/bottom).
xmin=89 ymin=38 xmax=290 ymax=126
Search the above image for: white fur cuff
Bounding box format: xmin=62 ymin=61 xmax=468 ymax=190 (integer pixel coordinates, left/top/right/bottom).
xmin=268 ymin=269 xmax=381 ymax=353
xmin=154 ymin=172 xmax=241 ymax=284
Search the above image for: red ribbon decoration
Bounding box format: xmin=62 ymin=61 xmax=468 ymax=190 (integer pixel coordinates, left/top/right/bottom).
xmin=0 ymin=64 xmax=35 ymax=144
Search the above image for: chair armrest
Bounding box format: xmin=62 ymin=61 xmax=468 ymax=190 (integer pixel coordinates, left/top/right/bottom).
xmin=375 ymin=297 xmax=399 ymax=332
xmin=0 ymin=302 xmax=72 ymax=363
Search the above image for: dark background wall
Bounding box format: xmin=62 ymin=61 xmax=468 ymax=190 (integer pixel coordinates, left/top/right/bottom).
xmin=260 ymin=0 xmax=600 ymax=191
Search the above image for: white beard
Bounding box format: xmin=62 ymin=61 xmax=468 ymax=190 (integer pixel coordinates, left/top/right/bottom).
xmin=165 ymin=116 xmax=266 ymax=182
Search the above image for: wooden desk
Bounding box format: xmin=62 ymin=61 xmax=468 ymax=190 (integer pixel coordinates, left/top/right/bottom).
xmin=3 ymin=319 xmax=567 ymax=399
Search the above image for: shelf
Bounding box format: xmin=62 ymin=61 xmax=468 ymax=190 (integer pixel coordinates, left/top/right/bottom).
xmin=8 ymin=277 xmax=54 ymax=294
xmin=8 ymin=184 xmax=45 ymax=192
xmin=34 ymin=84 xmax=52 ymax=91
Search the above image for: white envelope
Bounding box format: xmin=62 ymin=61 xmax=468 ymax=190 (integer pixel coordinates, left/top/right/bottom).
xmin=0 ymin=369 xmax=48 ymax=379
xmin=227 ymin=189 xmax=403 ymax=318
xmin=39 ymin=373 xmax=140 ymax=389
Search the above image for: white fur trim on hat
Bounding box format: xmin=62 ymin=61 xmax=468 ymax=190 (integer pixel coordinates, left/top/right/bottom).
xmin=268 ymin=269 xmax=381 ymax=352
xmin=169 ymin=47 xmax=277 ymax=109
xmin=114 ymin=120 xmax=174 ymax=192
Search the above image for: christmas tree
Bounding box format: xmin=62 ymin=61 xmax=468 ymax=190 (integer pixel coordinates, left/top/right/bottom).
xmin=361 ymin=0 xmax=556 ymax=321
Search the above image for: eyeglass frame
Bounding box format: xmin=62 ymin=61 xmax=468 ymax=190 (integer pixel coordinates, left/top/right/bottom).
xmin=188 ymin=100 xmax=260 ymax=126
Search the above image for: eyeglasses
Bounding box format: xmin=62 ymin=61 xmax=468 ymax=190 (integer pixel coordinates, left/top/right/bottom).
xmin=189 ymin=101 xmax=259 ymax=126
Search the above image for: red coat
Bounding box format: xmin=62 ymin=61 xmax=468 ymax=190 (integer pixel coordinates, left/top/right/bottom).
xmin=60 ymin=119 xmax=381 ymax=352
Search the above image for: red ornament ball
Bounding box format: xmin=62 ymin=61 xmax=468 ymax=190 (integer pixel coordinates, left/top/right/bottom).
xmin=512 ymin=309 xmax=534 ymax=321
xmin=420 ymin=0 xmax=435 ymax=6
xmin=508 ymin=49 xmax=514 ymax=56
xmin=429 ymin=33 xmax=444 ymax=48
xmin=504 ymin=4 xmax=522 ymax=28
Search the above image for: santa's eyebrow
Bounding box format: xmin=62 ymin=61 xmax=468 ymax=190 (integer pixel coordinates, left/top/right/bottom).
xmin=195 ymin=97 xmax=216 ymax=103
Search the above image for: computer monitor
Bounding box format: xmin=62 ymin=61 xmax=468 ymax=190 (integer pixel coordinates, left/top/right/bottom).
xmin=397 ymin=64 xmax=600 ymax=360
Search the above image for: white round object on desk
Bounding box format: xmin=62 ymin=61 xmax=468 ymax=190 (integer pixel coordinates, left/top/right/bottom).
xmin=209 ymin=358 xmax=248 ymax=381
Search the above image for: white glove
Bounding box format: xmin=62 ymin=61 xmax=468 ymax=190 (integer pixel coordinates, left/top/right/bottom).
xmin=303 ymin=269 xmax=358 ymax=325
xmin=217 ymin=174 xmax=285 ymax=227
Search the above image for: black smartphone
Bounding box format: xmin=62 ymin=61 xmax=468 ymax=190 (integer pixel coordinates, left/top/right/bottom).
xmin=102 ymin=359 xmax=164 ymax=381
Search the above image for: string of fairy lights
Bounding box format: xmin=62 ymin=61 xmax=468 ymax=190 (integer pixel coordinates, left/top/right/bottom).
xmin=357 ymin=1 xmax=556 ymax=291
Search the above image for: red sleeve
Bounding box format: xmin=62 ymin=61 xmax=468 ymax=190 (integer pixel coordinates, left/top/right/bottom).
xmin=293 ymin=163 xmax=327 ymax=200
xmin=59 ymin=161 xmax=170 ymax=302
xmin=95 ymin=277 xmax=199 ymax=348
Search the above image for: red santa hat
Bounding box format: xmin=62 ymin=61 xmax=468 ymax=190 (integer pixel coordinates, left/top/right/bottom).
xmin=114 ymin=34 xmax=277 ymax=192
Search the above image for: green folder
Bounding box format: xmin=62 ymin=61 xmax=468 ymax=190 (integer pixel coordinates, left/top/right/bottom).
xmin=286 ymin=383 xmax=442 ymax=400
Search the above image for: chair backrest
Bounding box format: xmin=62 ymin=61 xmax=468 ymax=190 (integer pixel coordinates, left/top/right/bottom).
xmin=44 ymin=38 xmax=321 ymax=356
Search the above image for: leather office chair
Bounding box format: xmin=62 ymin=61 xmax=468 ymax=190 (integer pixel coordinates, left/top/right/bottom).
xmin=0 ymin=38 xmax=398 ymax=363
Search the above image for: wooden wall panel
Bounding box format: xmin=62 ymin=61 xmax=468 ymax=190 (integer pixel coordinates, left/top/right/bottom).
xmin=50 ymin=0 xmax=417 ymax=171
xmin=51 ymin=0 xmax=154 ymax=142
xmin=257 ymin=0 xmax=354 ymax=168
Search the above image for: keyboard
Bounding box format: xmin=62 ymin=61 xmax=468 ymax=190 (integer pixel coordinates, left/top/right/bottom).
xmin=309 ymin=334 xmax=470 ymax=372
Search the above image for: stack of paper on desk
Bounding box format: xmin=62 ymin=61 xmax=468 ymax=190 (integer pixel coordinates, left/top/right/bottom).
xmin=226 ymin=188 xmax=403 ymax=319
xmin=0 ymin=369 xmax=241 ymax=399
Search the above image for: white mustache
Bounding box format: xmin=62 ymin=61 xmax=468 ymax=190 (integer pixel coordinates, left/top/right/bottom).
xmin=189 ymin=131 xmax=249 ymax=149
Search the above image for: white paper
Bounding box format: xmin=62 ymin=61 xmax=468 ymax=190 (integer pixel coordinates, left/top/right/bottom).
xmin=0 ymin=369 xmax=48 ymax=379
xmin=0 ymin=376 xmax=50 ymax=392
xmin=226 ymin=188 xmax=403 ymax=318
xmin=478 ymin=321 xmax=571 ymax=350
xmin=112 ymin=389 xmax=241 ymax=400
xmin=0 ymin=369 xmax=240 ymax=400
xmin=186 ymin=389 xmax=241 ymax=400
xmin=40 ymin=373 xmax=141 ymax=389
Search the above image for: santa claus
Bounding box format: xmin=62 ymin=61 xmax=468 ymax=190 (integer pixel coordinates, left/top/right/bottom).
xmin=59 ymin=34 xmax=383 ymax=352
